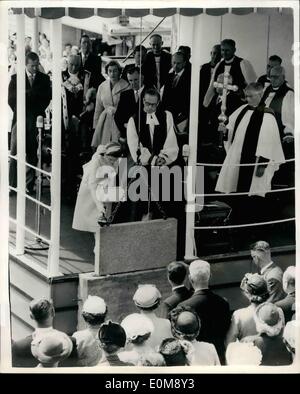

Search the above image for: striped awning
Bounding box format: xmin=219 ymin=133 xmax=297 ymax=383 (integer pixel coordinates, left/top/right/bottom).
xmin=11 ymin=7 xmax=293 ymax=19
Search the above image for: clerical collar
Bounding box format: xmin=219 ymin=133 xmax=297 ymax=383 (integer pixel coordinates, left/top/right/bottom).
xmin=224 ymin=56 xmax=235 ymax=64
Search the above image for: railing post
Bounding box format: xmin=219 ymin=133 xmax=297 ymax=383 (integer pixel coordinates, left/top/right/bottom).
xmin=185 ymin=17 xmax=200 ymax=260
xmin=15 ymin=13 xmax=26 ymax=256
xmin=47 ymin=19 xmax=62 ymax=277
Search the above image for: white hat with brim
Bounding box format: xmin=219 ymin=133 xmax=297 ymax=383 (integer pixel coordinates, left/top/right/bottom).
xmin=82 ymin=295 xmax=107 ymax=315
xmin=121 ymin=313 xmax=154 ymax=340
xmin=254 ymin=302 xmax=285 ymax=337
xmin=133 ymin=284 xmax=161 ymax=309
xmin=31 ymin=331 xmax=73 ymax=364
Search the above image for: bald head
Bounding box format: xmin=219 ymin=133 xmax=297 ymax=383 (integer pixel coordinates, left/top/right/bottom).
xmin=68 ymin=54 xmax=81 ymax=74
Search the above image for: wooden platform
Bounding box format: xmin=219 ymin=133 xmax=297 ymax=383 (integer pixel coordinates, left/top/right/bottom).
xmin=9 ymin=193 xmax=94 ymax=274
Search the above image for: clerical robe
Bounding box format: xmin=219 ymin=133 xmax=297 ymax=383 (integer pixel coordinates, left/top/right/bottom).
xmin=215 ymin=104 xmax=285 ymax=197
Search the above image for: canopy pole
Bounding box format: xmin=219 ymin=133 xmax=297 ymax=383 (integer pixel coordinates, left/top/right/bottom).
xmin=32 ymin=15 xmax=39 ymax=53
xmin=15 ymin=13 xmax=26 ymax=255
xmin=48 ymin=19 xmax=62 ymax=277
xmin=184 ymin=17 xmax=199 ymax=260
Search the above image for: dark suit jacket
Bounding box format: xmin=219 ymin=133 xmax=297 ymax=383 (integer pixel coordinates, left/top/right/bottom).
xmin=161 ymin=66 xmax=191 ymax=125
xmin=79 ymin=52 xmax=105 ymax=90
xmin=11 ymin=335 xmax=38 ymax=368
xmin=143 ymin=50 xmax=172 ymax=89
xmin=262 ymin=263 xmax=285 ymax=303
xmin=160 ymin=286 xmax=192 ymax=319
xmin=178 ymin=289 xmax=231 ymax=363
xmin=8 ymin=71 xmax=51 ymax=129
xmin=115 ymin=88 xmax=145 ymax=139
xmin=199 ymin=62 xmax=214 ymax=107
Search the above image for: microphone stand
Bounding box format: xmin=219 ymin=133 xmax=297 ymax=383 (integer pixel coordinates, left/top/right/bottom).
xmin=25 ymin=116 xmax=49 ymax=251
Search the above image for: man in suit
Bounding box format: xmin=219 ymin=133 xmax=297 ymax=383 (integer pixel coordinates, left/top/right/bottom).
xmin=121 ymin=45 xmax=147 ymax=82
xmin=250 ymin=241 xmax=285 ymax=303
xmin=160 ymin=261 xmax=192 ymax=319
xmin=79 ymin=34 xmax=105 ymax=92
xmin=115 ymin=66 xmax=146 ymax=142
xmin=178 ymin=260 xmax=231 ymax=364
xmin=142 ymin=34 xmax=172 ymax=90
xmin=161 ymin=51 xmax=191 ymax=146
xmin=11 ymin=297 xmax=76 ymax=367
xmin=9 ymin=51 xmax=51 ymax=193
xmin=199 ymin=44 xmax=221 ymax=107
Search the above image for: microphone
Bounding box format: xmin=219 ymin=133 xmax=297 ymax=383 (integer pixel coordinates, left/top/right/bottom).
xmin=36 ymin=115 xmax=44 ymax=129
xmin=182 ymin=144 xmax=190 ymax=164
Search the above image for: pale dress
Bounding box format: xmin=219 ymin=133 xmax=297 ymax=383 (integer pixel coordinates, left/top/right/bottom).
xmin=92 ymin=78 xmax=129 ymax=147
xmin=72 ymin=151 xmax=118 ymax=233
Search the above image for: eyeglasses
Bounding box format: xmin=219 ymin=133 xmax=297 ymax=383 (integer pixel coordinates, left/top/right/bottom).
xmin=144 ymin=101 xmax=158 ymax=107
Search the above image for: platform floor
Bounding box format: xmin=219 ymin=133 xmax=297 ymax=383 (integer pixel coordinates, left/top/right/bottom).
xmin=8 ymin=186 xmax=296 ymax=275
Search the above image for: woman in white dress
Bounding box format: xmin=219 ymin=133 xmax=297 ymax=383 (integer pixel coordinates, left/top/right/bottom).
xmin=92 ymin=60 xmax=129 ymax=148
xmin=72 ymin=142 xmax=123 ymax=237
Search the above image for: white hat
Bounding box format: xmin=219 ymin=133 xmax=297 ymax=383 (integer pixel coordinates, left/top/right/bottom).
xmin=254 ymin=302 xmax=285 ymax=337
xmin=82 ymin=295 xmax=107 ymax=314
xmin=31 ymin=331 xmax=73 ymax=365
xmin=283 ymin=320 xmax=296 ymax=352
xmin=226 ymin=341 xmax=262 ymax=366
xmin=133 ymin=285 xmax=161 ymax=309
xmin=121 ymin=313 xmax=154 ymax=340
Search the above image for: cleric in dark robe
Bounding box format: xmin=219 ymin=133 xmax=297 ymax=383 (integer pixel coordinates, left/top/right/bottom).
xmin=127 ymin=88 xmax=179 ymax=166
xmin=215 ymin=83 xmax=285 ymax=196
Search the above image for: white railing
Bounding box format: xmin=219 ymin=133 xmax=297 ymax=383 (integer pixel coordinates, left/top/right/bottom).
xmin=10 ymin=14 xmax=62 ymax=278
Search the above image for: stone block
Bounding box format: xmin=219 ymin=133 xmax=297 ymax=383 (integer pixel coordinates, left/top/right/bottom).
xmin=95 ymin=218 xmax=177 ymax=275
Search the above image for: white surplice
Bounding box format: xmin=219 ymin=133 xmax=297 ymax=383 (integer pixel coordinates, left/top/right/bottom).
xmin=215 ymin=104 xmax=285 ymax=197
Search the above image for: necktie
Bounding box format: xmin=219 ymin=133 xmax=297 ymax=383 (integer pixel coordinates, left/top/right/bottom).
xmin=134 ymin=90 xmax=139 ymax=102
xmin=172 ymin=73 xmax=179 ymax=88
xmin=28 ymin=74 xmax=33 ymax=87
